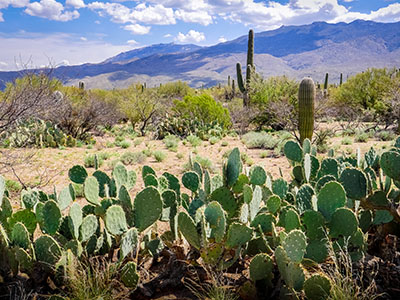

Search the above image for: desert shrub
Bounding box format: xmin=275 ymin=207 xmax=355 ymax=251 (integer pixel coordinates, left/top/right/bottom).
xmin=354 ymin=130 xmax=369 ymax=143
xmin=209 ymin=136 xmax=220 ymax=145
xmin=120 ymin=151 xmax=146 ymax=165
xmin=186 ymin=135 xmax=202 ymax=147
xmin=50 ymin=87 xmax=120 ymax=141
xmin=84 ymin=152 xmax=111 ymax=168
xmin=332 ymin=68 xmax=399 ymax=124
xmin=341 ymin=137 xmax=353 ymax=145
xmin=142 ymin=148 xmax=153 ymax=157
xmin=249 ymin=76 xmax=298 ymax=130
xmin=116 ymin=84 xmax=165 ymax=136
xmin=173 ymin=94 xmax=231 ymax=129
xmin=153 ymin=150 xmax=167 ymax=162
xmin=185 ymin=155 xmax=214 ymax=172
xmin=158 ymin=81 xmax=193 ymax=99
xmin=221 ymin=140 xmax=228 ymax=147
xmin=242 ymin=131 xmax=279 ymax=149
xmin=119 ymin=140 xmax=131 ymax=149
xmin=0 ymin=73 xmax=62 ymax=135
xmin=376 ymin=130 xmax=396 ymax=141
xmin=163 ymin=135 xmax=179 ymax=151
xmin=5 ymin=179 xmax=22 ymax=193
xmin=260 ymin=151 xmax=268 ymax=158
xmin=314 ymin=128 xmax=334 ymax=152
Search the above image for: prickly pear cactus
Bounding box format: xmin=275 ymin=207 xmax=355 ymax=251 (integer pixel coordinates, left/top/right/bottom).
xmin=69 ymin=165 xmax=88 ymax=184
xmin=182 ymin=171 xmax=200 ymax=193
xmin=105 ymin=205 xmax=128 ymax=235
xmin=178 ymin=211 xmax=201 ymax=249
xmin=121 ymin=261 xmax=139 ymax=290
xmin=282 ymin=230 xmax=307 ymax=263
xmin=249 ymin=253 xmax=273 ymax=281
xmin=304 ymin=274 xmax=331 ymax=300
xmin=133 ymin=186 xmax=163 ymax=232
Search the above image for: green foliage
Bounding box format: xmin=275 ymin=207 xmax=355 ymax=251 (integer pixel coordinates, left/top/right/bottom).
xmin=153 ymin=150 xmax=167 ymax=162
xmin=332 ymin=68 xmax=398 ymax=116
xmin=173 ymin=93 xmax=231 ymax=129
xmin=120 ymin=151 xmax=147 ymax=165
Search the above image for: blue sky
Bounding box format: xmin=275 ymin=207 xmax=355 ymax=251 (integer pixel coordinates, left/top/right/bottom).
xmin=0 ymin=0 xmax=399 ymax=70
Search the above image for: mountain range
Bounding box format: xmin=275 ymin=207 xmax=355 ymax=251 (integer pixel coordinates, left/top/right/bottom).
xmin=0 ymin=19 xmax=399 ymax=90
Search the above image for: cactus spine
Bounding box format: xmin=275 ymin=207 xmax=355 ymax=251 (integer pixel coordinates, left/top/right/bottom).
xmin=298 ymin=77 xmax=315 ymax=143
xmin=236 ymin=29 xmax=254 ymax=107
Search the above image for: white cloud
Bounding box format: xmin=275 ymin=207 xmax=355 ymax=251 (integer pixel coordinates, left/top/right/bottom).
xmin=0 ymin=0 xmax=29 ymax=9
xmin=88 ymin=2 xmax=175 ymax=25
xmin=175 ymin=30 xmax=205 ymax=43
xmin=123 ymin=23 xmax=151 ymax=35
xmin=175 ymin=9 xmax=213 ymax=25
xmin=66 ymin=0 xmax=85 ymax=9
xmin=80 ymin=36 xmax=87 ymax=41
xmin=164 ymin=33 xmax=172 ymax=38
xmin=0 ymin=11 xmax=3 ymax=22
xmin=218 ymin=36 xmax=227 ymax=43
xmin=25 ymin=0 xmax=79 ymax=22
xmin=0 ymin=32 xmax=132 ymax=71
xmin=127 ymin=39 xmax=138 ymax=45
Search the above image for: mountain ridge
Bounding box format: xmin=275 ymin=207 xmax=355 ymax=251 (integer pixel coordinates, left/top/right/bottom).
xmin=0 ymin=19 xmax=399 ymax=89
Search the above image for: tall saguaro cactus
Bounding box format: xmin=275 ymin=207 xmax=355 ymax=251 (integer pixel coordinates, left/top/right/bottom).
xmin=236 ymin=29 xmax=254 ymax=107
xmin=323 ymin=73 xmax=329 ymax=90
xmin=298 ymin=77 xmax=315 ymax=143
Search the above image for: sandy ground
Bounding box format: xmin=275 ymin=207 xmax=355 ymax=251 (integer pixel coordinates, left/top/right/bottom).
xmin=0 ymin=124 xmax=394 ymax=208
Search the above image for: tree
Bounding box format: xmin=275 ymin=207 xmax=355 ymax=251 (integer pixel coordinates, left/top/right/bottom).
xmin=117 ymin=84 xmax=162 ymax=136
xmin=0 ymin=72 xmax=61 ymax=134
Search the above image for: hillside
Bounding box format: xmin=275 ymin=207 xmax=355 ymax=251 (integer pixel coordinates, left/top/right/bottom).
xmin=1 ymin=19 xmax=399 ymax=89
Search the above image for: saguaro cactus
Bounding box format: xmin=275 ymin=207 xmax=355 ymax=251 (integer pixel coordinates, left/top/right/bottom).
xmin=339 ymin=73 xmax=343 ymax=86
xmin=323 ymin=73 xmax=328 ymax=90
xmin=298 ymin=77 xmax=315 ymax=143
xmin=236 ymin=29 xmax=254 ymax=107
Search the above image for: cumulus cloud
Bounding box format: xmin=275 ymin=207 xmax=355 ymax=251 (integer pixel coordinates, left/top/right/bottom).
xmin=218 ymin=36 xmax=227 ymax=43
xmin=0 ymin=0 xmax=29 ymax=9
xmin=127 ymin=39 xmax=138 ymax=45
xmin=164 ymin=33 xmax=172 ymax=38
xmin=25 ymin=0 xmax=79 ymax=22
xmin=175 ymin=30 xmax=205 ymax=43
xmin=66 ymin=0 xmax=85 ymax=9
xmin=174 ymin=9 xmax=213 ymax=25
xmin=0 ymin=11 xmax=3 ymax=22
xmin=123 ymin=23 xmax=151 ymax=35
xmin=0 ymin=32 xmax=132 ymax=71
xmin=88 ymin=2 xmax=175 ymax=25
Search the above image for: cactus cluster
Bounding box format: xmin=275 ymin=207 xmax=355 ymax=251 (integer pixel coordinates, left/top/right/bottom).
xmin=1 ymin=118 xmax=76 ymax=148
xmin=157 ymin=115 xmax=226 ymax=140
xmin=1 ymin=135 xmax=400 ymax=298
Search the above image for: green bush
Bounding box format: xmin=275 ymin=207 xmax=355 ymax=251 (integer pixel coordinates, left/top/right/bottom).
xmin=332 ymin=68 xmax=399 ymax=120
xmin=153 ymin=150 xmax=167 ymax=162
xmin=119 ymin=140 xmax=131 ymax=149
xmin=163 ymin=135 xmax=179 ymax=151
xmin=186 ymin=135 xmax=202 ymax=147
xmin=173 ymin=93 xmax=231 ymax=129
xmin=5 ymin=179 xmax=22 ymax=193
xmin=209 ymin=136 xmax=220 ymax=145
xmin=354 ymin=131 xmax=369 ymax=143
xmin=84 ymin=153 xmax=111 ymax=168
xmin=242 ymin=131 xmax=279 ymax=149
xmin=341 ymin=137 xmax=353 ymax=145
